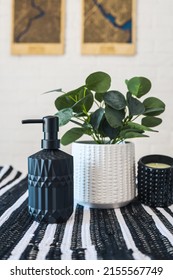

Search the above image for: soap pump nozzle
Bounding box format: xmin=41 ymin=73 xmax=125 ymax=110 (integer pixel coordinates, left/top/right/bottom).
xmin=22 ymin=116 xmax=60 ymax=149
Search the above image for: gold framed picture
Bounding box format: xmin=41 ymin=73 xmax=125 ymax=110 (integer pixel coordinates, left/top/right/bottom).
xmin=11 ymin=0 xmax=65 ymax=55
xmin=81 ymin=0 xmax=136 ymax=55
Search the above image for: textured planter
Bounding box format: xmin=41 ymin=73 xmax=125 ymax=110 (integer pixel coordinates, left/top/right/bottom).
xmin=72 ymin=141 xmax=136 ymax=208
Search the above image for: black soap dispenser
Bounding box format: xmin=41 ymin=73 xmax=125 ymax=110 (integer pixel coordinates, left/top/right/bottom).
xmin=22 ymin=116 xmax=73 ymax=223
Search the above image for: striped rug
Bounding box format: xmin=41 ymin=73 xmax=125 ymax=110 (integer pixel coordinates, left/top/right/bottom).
xmin=0 ymin=165 xmax=173 ymax=260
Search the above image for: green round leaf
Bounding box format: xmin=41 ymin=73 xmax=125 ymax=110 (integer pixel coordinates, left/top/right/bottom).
xmin=55 ymin=93 xmax=74 ymax=110
xmin=99 ymin=117 xmax=121 ymax=139
xmin=103 ymin=91 xmax=126 ymax=110
xmin=127 ymin=121 xmax=157 ymax=132
xmin=121 ymin=132 xmax=149 ymax=139
xmin=67 ymin=86 xmax=86 ymax=100
xmin=105 ymin=106 xmax=125 ymax=128
xmin=143 ymin=97 xmax=165 ymax=116
xmin=85 ymin=71 xmax=111 ymax=93
xmin=61 ymin=127 xmax=84 ymax=145
xmin=120 ymin=128 xmax=144 ymax=138
xmin=55 ymin=108 xmax=73 ymax=126
xmin=55 ymin=86 xmax=85 ymax=110
xmin=90 ymin=108 xmax=104 ymax=130
xmin=142 ymin=116 xmax=162 ymax=127
xmin=55 ymin=86 xmax=94 ymax=114
xmin=127 ymin=77 xmax=152 ymax=98
xmin=95 ymin=92 xmax=105 ymax=102
xmin=72 ymin=91 xmax=93 ymax=113
xmin=126 ymin=92 xmax=145 ymax=116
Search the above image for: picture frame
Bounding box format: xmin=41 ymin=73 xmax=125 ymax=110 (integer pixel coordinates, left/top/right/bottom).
xmin=11 ymin=0 xmax=65 ymax=55
xmin=81 ymin=0 xmax=136 ymax=55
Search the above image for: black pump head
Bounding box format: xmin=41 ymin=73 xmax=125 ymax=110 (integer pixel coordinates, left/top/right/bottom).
xmin=22 ymin=116 xmax=60 ymax=149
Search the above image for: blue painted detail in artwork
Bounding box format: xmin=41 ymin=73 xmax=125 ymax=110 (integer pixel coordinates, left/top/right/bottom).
xmin=92 ymin=0 xmax=132 ymax=42
xmin=15 ymin=0 xmax=45 ymax=42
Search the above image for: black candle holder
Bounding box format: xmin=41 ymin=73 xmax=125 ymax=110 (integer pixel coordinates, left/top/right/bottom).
xmin=137 ymin=154 xmax=173 ymax=207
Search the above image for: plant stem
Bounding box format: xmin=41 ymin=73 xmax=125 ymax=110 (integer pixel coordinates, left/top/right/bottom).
xmin=69 ymin=96 xmax=77 ymax=102
xmin=70 ymin=119 xmax=83 ymax=126
xmin=131 ymin=115 xmax=140 ymax=122
xmin=94 ymin=100 xmax=100 ymax=107
xmin=83 ymin=87 xmax=87 ymax=97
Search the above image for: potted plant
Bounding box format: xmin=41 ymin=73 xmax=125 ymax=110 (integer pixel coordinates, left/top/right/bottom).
xmin=50 ymin=71 xmax=165 ymax=208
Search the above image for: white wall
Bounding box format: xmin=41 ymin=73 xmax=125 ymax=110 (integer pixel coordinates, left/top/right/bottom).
xmin=0 ymin=0 xmax=173 ymax=172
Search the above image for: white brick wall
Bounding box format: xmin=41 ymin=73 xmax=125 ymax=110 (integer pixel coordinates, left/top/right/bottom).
xmin=0 ymin=0 xmax=173 ymax=172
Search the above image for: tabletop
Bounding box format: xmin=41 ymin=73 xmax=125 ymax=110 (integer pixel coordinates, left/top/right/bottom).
xmin=0 ymin=165 xmax=173 ymax=260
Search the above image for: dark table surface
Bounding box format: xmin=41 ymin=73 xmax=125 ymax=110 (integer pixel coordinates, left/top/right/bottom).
xmin=0 ymin=165 xmax=173 ymax=260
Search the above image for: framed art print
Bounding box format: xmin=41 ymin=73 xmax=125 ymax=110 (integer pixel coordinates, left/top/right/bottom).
xmin=11 ymin=0 xmax=65 ymax=55
xmin=81 ymin=0 xmax=136 ymax=55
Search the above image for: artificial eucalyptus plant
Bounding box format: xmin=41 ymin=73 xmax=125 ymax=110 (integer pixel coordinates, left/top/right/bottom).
xmin=51 ymin=71 xmax=165 ymax=145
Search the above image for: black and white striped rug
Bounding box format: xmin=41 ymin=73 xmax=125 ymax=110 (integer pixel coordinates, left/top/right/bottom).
xmin=0 ymin=165 xmax=173 ymax=260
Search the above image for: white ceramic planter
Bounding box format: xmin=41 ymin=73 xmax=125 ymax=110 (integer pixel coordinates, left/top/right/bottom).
xmin=72 ymin=141 xmax=136 ymax=208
